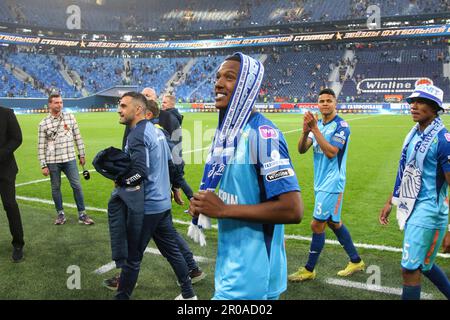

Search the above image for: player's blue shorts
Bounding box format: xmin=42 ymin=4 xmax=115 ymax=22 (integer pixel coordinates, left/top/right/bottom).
xmin=401 ymin=224 xmax=446 ymax=272
xmin=313 ymin=191 xmax=343 ymax=223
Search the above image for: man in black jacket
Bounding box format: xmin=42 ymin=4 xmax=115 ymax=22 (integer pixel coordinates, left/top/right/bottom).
xmin=159 ymin=94 xmax=193 ymax=205
xmin=159 ymin=94 xmax=183 ymax=138
xmin=0 ymin=107 xmax=24 ymax=262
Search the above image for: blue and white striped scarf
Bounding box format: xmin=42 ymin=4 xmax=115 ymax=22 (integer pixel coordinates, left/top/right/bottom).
xmin=392 ymin=117 xmax=444 ymax=230
xmin=188 ymin=52 xmax=264 ymax=244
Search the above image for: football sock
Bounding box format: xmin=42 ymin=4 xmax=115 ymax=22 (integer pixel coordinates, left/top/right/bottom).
xmin=305 ymin=232 xmax=325 ymax=272
xmin=402 ymin=285 xmax=421 ymax=300
xmin=423 ymin=264 xmax=450 ymax=299
xmin=333 ymin=224 xmax=361 ymax=263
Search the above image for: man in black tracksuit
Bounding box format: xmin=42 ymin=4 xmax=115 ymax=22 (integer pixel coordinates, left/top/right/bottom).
xmin=159 ymin=94 xmax=194 ymax=202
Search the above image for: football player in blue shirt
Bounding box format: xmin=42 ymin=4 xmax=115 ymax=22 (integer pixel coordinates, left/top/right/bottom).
xmin=189 ymin=53 xmax=304 ymax=300
xmin=289 ymin=88 xmax=365 ymax=282
xmin=379 ymin=84 xmax=450 ymax=300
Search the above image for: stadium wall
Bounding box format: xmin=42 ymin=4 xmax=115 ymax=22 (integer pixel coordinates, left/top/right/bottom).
xmin=0 ymin=95 xmax=116 ymax=114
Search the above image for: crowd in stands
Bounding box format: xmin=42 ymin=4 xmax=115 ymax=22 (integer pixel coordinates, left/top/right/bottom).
xmin=0 ymin=37 xmax=448 ymax=103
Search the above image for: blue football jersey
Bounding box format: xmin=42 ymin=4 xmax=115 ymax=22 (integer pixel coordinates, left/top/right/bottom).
xmin=406 ymin=128 xmax=450 ymax=229
xmin=308 ymin=115 xmax=350 ymax=193
xmin=214 ymin=112 xmax=300 ymax=300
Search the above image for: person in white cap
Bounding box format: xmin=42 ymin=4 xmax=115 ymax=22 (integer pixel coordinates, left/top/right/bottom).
xmin=379 ymin=84 xmax=450 ymax=300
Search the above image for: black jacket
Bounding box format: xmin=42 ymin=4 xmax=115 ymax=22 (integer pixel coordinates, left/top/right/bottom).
xmin=0 ymin=107 xmax=22 ymax=179
xmin=92 ymin=146 xmax=134 ymax=184
xmin=159 ymin=108 xmax=183 ymax=138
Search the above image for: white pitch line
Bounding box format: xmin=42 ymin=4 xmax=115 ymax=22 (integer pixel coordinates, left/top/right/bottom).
xmin=15 ymin=177 xmax=52 ymax=187
xmin=94 ymin=261 xmax=116 ymax=275
xmin=15 ymin=169 xmax=96 ymax=187
xmin=16 ymin=195 xmax=107 ymax=213
xmin=144 ymin=247 xmax=214 ymax=263
xmin=15 ymin=195 xmax=450 ymax=259
xmin=182 ymin=146 xmax=210 ymax=154
xmin=325 ymin=278 xmax=434 ymax=300
xmin=93 ymin=247 xmax=213 ymax=275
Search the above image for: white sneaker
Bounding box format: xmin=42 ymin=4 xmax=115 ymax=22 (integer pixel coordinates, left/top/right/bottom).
xmin=175 ymin=294 xmax=198 ymax=300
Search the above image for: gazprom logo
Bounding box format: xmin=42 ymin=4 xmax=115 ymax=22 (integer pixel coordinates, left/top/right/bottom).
xmin=357 ymin=77 xmax=433 ymax=93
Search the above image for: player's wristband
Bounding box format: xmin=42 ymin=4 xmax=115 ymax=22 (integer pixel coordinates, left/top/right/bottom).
xmin=448 ymin=224 xmax=450 ymax=232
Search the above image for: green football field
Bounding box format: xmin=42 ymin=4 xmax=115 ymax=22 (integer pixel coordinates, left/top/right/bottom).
xmin=1 ymin=111 xmax=449 ymax=300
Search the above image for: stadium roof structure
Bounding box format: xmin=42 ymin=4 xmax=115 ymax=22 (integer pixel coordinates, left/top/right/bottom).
xmin=96 ymin=86 xmax=139 ymax=98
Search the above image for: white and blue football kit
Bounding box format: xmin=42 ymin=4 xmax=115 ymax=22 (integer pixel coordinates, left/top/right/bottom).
xmin=308 ymin=115 xmax=350 ymax=222
xmin=213 ymin=113 xmax=300 ymax=300
xmin=401 ymin=129 xmax=450 ymax=271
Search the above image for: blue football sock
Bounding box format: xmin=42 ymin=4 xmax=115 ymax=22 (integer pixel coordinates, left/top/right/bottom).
xmin=333 ymin=224 xmax=361 ymax=263
xmin=402 ymin=285 xmax=421 ymax=300
xmin=305 ymin=232 xmax=325 ymax=272
xmin=423 ymin=264 xmax=450 ymax=299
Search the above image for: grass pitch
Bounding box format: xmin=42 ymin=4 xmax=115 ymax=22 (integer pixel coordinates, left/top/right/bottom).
xmin=0 ymin=111 xmax=448 ymax=300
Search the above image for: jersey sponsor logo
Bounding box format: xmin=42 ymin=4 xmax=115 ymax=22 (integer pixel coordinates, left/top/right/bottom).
xmin=332 ymin=136 xmax=345 ymax=145
xmin=332 ymin=130 xmax=347 ymax=145
xmin=125 ymin=173 xmax=142 ymax=185
xmin=265 ymin=168 xmax=295 ymax=182
xmin=263 ymin=158 xmax=290 ymax=170
xmin=258 ymin=125 xmax=279 ymax=139
xmin=271 ymin=149 xmax=280 ymax=160
xmin=218 ymin=189 xmax=239 ymax=205
xmin=340 ymin=121 xmax=349 ymax=127
xmin=445 ymin=133 xmax=450 ymax=142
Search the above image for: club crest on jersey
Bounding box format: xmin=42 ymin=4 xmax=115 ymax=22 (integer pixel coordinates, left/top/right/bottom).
xmin=445 ymin=133 xmax=450 ymax=142
xmin=259 ymin=125 xmax=278 ymax=139
xmin=340 ymin=121 xmax=349 ymax=128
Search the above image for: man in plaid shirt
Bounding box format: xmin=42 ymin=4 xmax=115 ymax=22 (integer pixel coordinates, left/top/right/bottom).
xmin=38 ymin=93 xmax=94 ymax=225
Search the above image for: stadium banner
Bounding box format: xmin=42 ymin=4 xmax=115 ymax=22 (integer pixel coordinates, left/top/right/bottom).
xmin=0 ymin=24 xmax=450 ymax=50
xmin=337 ymin=103 xmax=389 ymax=111
xmin=357 ymin=77 xmax=433 ymax=94
xmin=390 ymin=103 xmax=410 ymax=110
xmin=296 ymin=103 xmax=319 ymax=109
xmin=176 ymin=103 xmax=196 ymax=109
xmin=384 ymin=94 xmax=404 ymax=103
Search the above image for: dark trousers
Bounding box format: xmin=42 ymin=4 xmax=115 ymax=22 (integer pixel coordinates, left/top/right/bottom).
xmin=116 ymin=210 xmax=194 ymax=300
xmin=107 ymin=185 xmax=144 ymax=268
xmin=175 ymin=232 xmax=197 ymax=271
xmin=0 ymin=176 xmax=24 ymax=248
